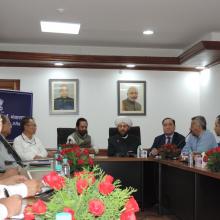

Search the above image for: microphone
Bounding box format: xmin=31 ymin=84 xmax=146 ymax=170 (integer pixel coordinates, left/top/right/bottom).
xmin=176 ymin=131 xmax=192 ymax=148
xmin=0 ymin=134 xmax=25 ymax=167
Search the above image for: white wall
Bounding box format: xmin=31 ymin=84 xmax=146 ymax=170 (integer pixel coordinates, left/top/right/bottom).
xmin=200 ymin=66 xmax=220 ymax=133
xmin=0 ymin=67 xmax=200 ymax=148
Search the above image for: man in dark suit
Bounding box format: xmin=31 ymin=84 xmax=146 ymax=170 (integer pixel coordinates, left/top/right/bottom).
xmin=150 ymin=118 xmax=185 ymax=156
xmin=54 ymin=84 xmax=74 ymax=110
xmin=108 ymin=117 xmax=140 ymax=157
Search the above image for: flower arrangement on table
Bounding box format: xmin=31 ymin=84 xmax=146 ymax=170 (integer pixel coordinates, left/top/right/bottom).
xmin=158 ymin=144 xmax=181 ymax=159
xmin=203 ymin=146 xmax=220 ymax=172
xmin=24 ymin=166 xmax=139 ymax=220
xmin=58 ymin=144 xmax=94 ymax=172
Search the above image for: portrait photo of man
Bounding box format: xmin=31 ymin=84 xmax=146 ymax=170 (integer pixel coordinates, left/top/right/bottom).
xmin=54 ymin=84 xmax=74 ymax=110
xmin=49 ymin=79 xmax=79 ymax=115
xmin=118 ymin=80 xmax=146 ymax=116
xmin=122 ymin=86 xmax=142 ymax=111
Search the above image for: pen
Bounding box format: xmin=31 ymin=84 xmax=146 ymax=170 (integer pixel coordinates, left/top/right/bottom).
xmin=4 ymin=188 xmax=9 ymax=197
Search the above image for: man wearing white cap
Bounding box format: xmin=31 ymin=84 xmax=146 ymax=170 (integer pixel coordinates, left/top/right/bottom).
xmin=108 ymin=117 xmax=140 ymax=156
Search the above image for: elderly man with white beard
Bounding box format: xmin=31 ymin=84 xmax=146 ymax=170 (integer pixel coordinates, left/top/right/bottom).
xmin=122 ymin=87 xmax=142 ymax=111
xmin=108 ymin=117 xmax=141 ymax=157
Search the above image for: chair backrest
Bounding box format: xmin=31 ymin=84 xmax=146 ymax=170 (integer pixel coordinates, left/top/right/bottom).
xmin=57 ymin=128 xmax=76 ymax=146
xmin=109 ymin=126 xmax=141 ymax=144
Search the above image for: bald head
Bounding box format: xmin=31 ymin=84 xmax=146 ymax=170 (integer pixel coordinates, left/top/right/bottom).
xmin=59 ymin=84 xmax=69 ymax=98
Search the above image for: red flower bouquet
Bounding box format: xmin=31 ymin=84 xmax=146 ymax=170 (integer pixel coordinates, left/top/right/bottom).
xmin=24 ymin=166 xmax=138 ymax=220
xmin=158 ymin=144 xmax=181 ymax=159
xmin=204 ymin=146 xmax=220 ymax=172
xmin=59 ymin=144 xmax=94 ymax=172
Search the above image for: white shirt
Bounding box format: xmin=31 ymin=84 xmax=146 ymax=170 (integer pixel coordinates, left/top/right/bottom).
xmin=67 ymin=134 xmax=76 ymax=144
xmin=13 ymin=134 xmax=48 ymax=161
xmin=0 ymin=183 xmax=27 ymax=219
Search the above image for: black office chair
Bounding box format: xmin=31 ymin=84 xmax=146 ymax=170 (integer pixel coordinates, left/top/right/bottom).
xmin=57 ymin=128 xmax=76 ymax=146
xmin=109 ymin=126 xmax=141 ymax=145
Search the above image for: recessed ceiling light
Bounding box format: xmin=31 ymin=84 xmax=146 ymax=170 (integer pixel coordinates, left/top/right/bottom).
xmin=126 ymin=64 xmax=136 ymax=68
xmin=195 ymin=66 xmax=206 ymax=70
xmin=56 ymin=8 xmax=65 ymax=14
xmin=40 ymin=21 xmax=80 ymax=35
xmin=143 ymin=29 xmax=154 ymax=35
xmin=54 ymin=62 xmax=64 ymax=66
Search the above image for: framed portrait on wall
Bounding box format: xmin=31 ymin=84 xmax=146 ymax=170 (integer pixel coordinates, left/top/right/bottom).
xmin=49 ymin=79 xmax=79 ymax=115
xmin=117 ymin=80 xmax=146 ymax=116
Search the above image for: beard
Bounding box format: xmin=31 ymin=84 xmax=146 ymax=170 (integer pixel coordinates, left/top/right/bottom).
xmin=128 ymin=97 xmax=137 ymax=102
xmin=78 ymin=130 xmax=87 ymax=136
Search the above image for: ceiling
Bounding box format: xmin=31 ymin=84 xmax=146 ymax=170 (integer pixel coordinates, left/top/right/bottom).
xmin=1 ymin=0 xmax=220 ymax=49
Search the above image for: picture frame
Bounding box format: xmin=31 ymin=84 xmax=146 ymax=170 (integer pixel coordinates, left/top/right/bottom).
xmin=117 ymin=80 xmax=146 ymax=116
xmin=49 ymin=79 xmax=79 ymax=115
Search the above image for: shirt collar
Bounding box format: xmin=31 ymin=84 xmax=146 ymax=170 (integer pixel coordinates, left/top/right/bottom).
xmin=121 ymin=134 xmax=129 ymax=139
xmin=22 ymin=133 xmax=35 ymax=142
xmin=165 ymin=133 xmax=174 ymax=139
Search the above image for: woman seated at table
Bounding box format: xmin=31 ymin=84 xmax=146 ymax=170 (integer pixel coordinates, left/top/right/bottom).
xmin=13 ymin=117 xmax=50 ymax=161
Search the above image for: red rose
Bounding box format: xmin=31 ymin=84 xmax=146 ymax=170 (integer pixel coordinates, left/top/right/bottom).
xmin=76 ymin=178 xmax=89 ymax=194
xmin=98 ymin=181 xmax=115 ymax=195
xmin=125 ymin=196 xmax=139 ymax=213
xmin=63 ymin=208 xmax=76 ymax=220
xmin=32 ymin=199 xmax=47 ymax=214
xmin=83 ymin=148 xmax=90 ymax=155
xmin=74 ymin=171 xmax=96 ymax=185
xmin=76 ymin=151 xmax=81 ymax=157
xmin=120 ymin=210 xmax=136 ymax=220
xmin=73 ymin=146 xmax=80 ymax=152
xmin=104 ymin=175 xmax=114 ymax=183
xmin=77 ymin=159 xmax=84 ymax=165
xmin=68 ymin=160 xmax=73 ymax=165
xmin=24 ymin=205 xmax=35 ymax=220
xmin=43 ymin=171 xmax=65 ymax=190
xmin=88 ymin=199 xmax=105 ymax=217
xmin=88 ymin=157 xmax=94 ymax=166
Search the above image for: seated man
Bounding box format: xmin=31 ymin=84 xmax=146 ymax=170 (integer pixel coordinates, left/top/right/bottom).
xmin=182 ymin=116 xmax=217 ymax=154
xmin=150 ymin=118 xmax=185 ymax=156
xmin=67 ymin=118 xmax=92 ymax=148
xmin=0 ymin=115 xmax=23 ymax=170
xmin=108 ymin=117 xmax=140 ymax=157
xmin=214 ymin=115 xmax=220 ymax=146
xmin=13 ymin=117 xmax=49 ymax=161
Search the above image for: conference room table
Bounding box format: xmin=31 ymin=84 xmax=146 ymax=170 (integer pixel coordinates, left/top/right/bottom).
xmin=24 ymin=156 xmax=220 ymax=220
xmin=94 ymin=156 xmax=220 ymax=220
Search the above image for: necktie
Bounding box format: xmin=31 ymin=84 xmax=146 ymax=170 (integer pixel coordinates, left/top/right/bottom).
xmin=167 ymin=136 xmax=171 ymax=144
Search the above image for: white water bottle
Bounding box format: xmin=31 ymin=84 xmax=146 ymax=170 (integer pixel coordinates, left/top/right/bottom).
xmin=137 ymin=145 xmax=142 ymax=158
xmin=189 ymin=151 xmax=193 ymax=167
xmin=62 ymin=158 xmax=70 ymax=178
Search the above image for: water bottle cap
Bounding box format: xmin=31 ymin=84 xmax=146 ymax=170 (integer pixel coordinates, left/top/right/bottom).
xmin=55 ymin=164 xmax=62 ymax=171
xmin=63 ymin=158 xmax=68 ymax=163
xmin=56 ymin=212 xmax=71 ymax=220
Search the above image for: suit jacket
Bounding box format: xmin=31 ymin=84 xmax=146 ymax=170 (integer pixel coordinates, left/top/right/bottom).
xmin=151 ymin=132 xmax=185 ymax=149
xmin=108 ymin=134 xmax=141 ymax=157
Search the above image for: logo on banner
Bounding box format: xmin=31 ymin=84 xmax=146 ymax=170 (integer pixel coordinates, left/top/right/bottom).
xmin=0 ymin=99 xmax=4 ymax=113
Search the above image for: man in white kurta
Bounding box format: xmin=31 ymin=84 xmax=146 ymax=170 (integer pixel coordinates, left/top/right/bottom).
xmin=13 ymin=133 xmax=48 ymax=161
